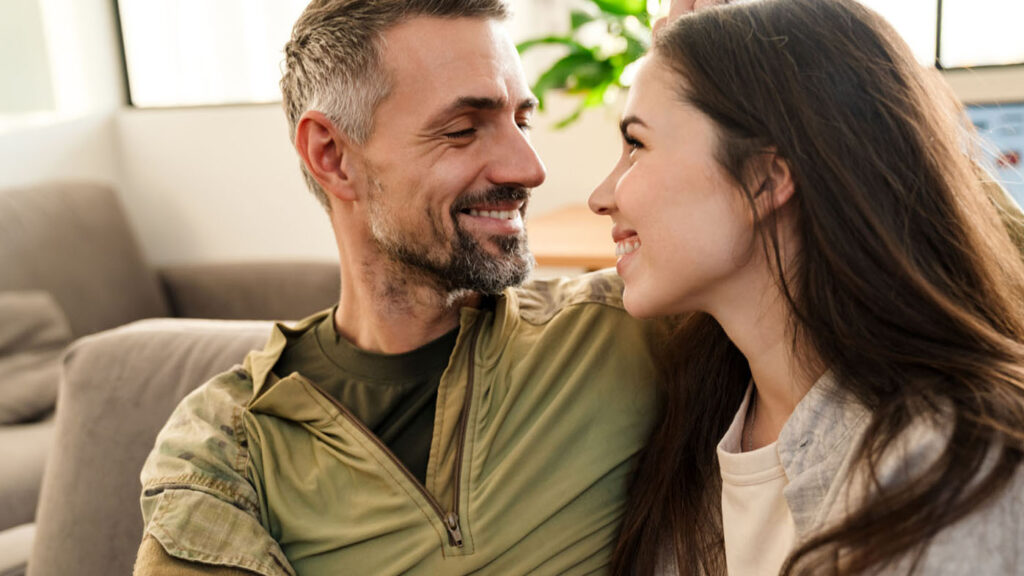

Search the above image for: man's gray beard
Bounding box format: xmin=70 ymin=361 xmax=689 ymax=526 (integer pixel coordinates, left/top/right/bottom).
xmin=366 ymin=180 xmax=534 ymax=295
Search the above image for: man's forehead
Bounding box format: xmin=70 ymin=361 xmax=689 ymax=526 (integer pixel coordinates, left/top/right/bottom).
xmin=380 ymin=16 xmax=532 ymax=110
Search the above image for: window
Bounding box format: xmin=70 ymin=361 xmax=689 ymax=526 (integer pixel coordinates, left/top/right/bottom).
xmin=941 ymin=0 xmax=1024 ymax=68
xmin=116 ymin=0 xmax=1023 ymax=108
xmin=857 ymin=0 xmax=938 ymax=66
xmin=117 ymin=0 xmax=307 ymax=107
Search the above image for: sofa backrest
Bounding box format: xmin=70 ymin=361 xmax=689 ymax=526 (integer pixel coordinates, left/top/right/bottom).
xmin=28 ymin=318 xmax=272 ymax=576
xmin=0 ymin=182 xmax=169 ymax=337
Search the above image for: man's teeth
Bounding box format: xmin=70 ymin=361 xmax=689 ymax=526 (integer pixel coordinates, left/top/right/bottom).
xmin=468 ymin=209 xmax=519 ymax=220
xmin=616 ymin=238 xmax=641 ymax=257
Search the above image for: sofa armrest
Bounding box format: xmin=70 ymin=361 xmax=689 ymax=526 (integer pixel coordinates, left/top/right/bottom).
xmin=157 ymin=261 xmax=339 ymax=321
xmin=30 ymin=319 xmax=272 ymax=576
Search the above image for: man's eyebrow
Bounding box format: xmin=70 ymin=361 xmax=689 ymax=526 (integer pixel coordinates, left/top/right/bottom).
xmin=429 ymin=96 xmax=539 ymax=126
xmin=620 ymin=115 xmax=647 ymax=138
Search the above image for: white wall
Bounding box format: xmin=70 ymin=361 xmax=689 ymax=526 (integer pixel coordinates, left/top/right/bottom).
xmin=0 ymin=114 xmax=119 ymax=190
xmin=115 ymin=105 xmax=336 ymax=265
xmin=945 ymin=67 xmax=1024 ymax=104
xmin=0 ymin=0 xmax=123 ymax=192
xmin=35 ymin=0 xmax=125 ymax=117
xmin=0 ymin=0 xmax=54 ymax=114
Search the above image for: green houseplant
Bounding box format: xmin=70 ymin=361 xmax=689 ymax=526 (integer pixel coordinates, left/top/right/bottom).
xmin=517 ymin=0 xmax=662 ymax=127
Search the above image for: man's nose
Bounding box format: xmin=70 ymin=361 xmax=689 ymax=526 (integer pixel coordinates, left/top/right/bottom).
xmin=489 ymin=125 xmax=547 ymax=189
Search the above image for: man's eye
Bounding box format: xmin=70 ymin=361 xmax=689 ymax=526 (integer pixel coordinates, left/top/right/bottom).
xmin=445 ymin=128 xmax=477 ymax=139
xmin=517 ymin=120 xmax=533 ymax=132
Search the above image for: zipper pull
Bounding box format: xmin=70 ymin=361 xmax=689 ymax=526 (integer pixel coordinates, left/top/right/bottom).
xmin=444 ymin=512 xmax=464 ymax=548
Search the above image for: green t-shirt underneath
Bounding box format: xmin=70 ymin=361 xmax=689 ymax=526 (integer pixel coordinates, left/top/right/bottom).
xmin=273 ymin=310 xmax=459 ymax=484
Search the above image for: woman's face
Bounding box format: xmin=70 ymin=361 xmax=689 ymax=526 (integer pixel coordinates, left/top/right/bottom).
xmin=588 ymin=55 xmax=756 ymax=319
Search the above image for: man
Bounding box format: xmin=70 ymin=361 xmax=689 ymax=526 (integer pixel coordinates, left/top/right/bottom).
xmin=133 ymin=1 xmax=657 ymax=574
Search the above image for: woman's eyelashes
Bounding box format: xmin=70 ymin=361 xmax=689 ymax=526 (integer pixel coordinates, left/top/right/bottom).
xmin=624 ymin=133 xmax=645 ymax=155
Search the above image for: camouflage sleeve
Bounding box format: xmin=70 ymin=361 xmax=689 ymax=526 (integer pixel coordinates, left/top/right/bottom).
xmin=134 ymin=534 xmax=262 ymax=575
xmin=138 ymin=368 xmax=295 ymax=576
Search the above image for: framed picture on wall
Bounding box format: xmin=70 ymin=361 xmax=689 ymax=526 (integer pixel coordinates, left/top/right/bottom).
xmin=968 ymin=102 xmax=1024 ymax=207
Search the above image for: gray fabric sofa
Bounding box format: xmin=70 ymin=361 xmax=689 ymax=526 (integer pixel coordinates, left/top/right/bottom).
xmin=0 ymin=182 xmax=340 ymax=575
xmin=30 ymin=319 xmax=273 ymax=576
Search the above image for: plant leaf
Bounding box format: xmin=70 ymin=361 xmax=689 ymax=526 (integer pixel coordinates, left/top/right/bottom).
xmin=570 ymin=9 xmax=595 ymax=30
xmin=554 ymin=105 xmax=586 ymax=129
xmin=566 ymin=59 xmax=616 ymax=92
xmin=583 ymin=81 xmax=612 ymax=107
xmin=532 ymin=51 xmax=603 ymax=107
xmin=516 ymin=35 xmax=585 ymax=54
xmin=590 ymin=0 xmax=647 ymax=17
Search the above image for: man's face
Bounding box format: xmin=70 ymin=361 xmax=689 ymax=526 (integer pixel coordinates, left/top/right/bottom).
xmin=356 ymin=16 xmax=546 ymax=295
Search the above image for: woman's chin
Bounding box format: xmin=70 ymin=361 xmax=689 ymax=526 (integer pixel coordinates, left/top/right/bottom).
xmin=622 ymin=288 xmax=664 ymax=319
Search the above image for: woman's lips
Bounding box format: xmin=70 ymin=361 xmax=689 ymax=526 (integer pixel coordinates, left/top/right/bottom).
xmin=611 ymin=226 xmax=640 ymax=257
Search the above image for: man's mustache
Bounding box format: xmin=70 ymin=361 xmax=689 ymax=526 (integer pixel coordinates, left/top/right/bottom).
xmin=450 ymin=186 xmax=531 ymax=216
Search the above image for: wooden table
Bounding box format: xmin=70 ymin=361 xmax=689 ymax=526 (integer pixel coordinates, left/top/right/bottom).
xmin=525 ymin=204 xmax=617 ymax=271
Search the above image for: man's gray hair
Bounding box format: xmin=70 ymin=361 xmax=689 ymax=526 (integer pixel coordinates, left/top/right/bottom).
xmin=281 ymin=0 xmax=511 ymax=209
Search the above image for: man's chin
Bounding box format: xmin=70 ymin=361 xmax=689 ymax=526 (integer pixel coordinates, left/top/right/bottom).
xmin=454 ymin=247 xmax=533 ymax=294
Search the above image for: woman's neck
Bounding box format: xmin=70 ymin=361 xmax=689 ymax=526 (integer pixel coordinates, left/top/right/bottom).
xmin=709 ymin=271 xmax=822 ymax=449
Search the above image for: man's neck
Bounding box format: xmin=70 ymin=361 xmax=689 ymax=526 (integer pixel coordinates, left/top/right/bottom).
xmin=334 ymin=258 xmax=481 ymax=355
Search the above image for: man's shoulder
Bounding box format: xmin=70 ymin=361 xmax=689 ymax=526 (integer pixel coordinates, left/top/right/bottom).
xmin=138 ymin=364 xmax=295 ymax=576
xmin=140 ymin=365 xmax=257 ymax=501
xmin=171 ymin=366 xmax=256 ymax=434
xmin=512 ymin=268 xmax=628 ymax=325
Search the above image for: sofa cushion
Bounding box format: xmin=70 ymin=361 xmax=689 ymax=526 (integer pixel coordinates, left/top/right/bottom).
xmin=0 ymin=182 xmax=170 ymax=337
xmin=29 ymin=318 xmax=272 ymax=576
xmin=0 ymin=292 xmax=71 ymax=425
xmin=0 ymin=523 xmax=34 ymax=576
xmin=158 ymin=261 xmax=339 ymax=320
xmin=0 ymin=419 xmax=54 ymax=533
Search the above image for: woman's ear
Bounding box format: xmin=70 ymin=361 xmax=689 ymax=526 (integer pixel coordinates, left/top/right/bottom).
xmin=295 ymin=111 xmax=359 ymax=202
xmin=753 ymin=151 xmax=796 ymax=214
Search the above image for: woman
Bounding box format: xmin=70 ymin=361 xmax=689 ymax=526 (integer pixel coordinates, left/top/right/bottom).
xmin=588 ymin=0 xmax=1024 ymax=574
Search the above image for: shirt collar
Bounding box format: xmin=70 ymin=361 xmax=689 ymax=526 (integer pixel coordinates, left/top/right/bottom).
xmin=778 ymin=371 xmax=871 ymax=536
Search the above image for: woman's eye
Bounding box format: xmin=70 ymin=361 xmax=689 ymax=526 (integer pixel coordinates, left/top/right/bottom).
xmin=445 ymin=128 xmax=477 ymax=139
xmin=625 ymin=135 xmax=644 ymax=154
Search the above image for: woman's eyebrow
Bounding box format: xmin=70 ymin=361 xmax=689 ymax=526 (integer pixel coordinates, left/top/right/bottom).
xmin=620 ymin=115 xmax=648 ymax=138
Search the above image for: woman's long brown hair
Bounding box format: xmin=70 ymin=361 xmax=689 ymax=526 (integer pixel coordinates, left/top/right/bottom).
xmin=613 ymin=1 xmax=1024 ymax=574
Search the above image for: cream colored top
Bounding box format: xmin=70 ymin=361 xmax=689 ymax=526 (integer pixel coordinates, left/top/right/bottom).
xmin=717 ymin=386 xmax=798 ymax=576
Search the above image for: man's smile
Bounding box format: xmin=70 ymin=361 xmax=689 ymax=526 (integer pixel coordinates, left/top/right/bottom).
xmin=457 ymin=200 xmax=526 ymax=234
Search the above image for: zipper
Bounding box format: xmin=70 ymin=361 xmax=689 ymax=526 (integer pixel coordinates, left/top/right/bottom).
xmin=292 ymin=319 xmax=481 ymax=550
xmin=445 ymin=320 xmax=480 ymax=547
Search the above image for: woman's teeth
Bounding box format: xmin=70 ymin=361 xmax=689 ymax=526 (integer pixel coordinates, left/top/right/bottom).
xmin=468 ymin=209 xmax=519 ymax=220
xmin=616 ymin=237 xmax=641 ymax=257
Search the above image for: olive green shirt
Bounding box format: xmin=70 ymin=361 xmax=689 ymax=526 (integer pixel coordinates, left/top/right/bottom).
xmin=138 ymin=271 xmax=660 ymax=575
xmin=273 ymin=309 xmax=459 ymax=484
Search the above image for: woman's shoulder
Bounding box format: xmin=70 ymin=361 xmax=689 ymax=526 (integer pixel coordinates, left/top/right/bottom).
xmin=842 ymin=412 xmax=1023 ymax=572
xmin=907 ymin=457 xmax=1023 ymax=572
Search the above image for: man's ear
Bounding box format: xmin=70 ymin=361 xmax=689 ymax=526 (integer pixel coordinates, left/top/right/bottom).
xmin=295 ymin=111 xmax=359 ymax=202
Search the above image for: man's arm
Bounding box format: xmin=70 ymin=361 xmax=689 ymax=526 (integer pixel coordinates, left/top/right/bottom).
xmin=135 ymin=535 xmax=262 ymax=576
xmin=135 ymin=369 xmax=295 ymax=576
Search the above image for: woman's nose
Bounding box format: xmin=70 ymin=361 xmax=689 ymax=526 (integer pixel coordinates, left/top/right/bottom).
xmin=588 ymin=169 xmax=619 ymax=216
